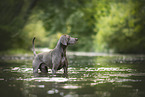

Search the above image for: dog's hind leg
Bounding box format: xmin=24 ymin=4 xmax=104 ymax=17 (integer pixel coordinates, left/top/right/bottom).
xmin=40 ymin=63 xmax=48 ymax=73
xmin=32 ymin=60 xmax=42 ymax=73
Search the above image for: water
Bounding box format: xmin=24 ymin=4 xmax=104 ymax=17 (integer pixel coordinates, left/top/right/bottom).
xmin=0 ymin=55 xmax=145 ymax=97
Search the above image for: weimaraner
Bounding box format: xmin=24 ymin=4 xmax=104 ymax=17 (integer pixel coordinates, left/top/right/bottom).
xmin=32 ymin=35 xmax=78 ymax=75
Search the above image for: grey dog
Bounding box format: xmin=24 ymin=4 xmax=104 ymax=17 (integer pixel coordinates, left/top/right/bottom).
xmin=32 ymin=35 xmax=78 ymax=75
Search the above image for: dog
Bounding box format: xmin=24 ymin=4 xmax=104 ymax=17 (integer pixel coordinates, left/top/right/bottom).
xmin=32 ymin=35 xmax=78 ymax=75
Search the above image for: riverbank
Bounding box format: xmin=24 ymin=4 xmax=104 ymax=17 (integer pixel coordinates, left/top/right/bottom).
xmin=0 ymin=48 xmax=145 ymax=61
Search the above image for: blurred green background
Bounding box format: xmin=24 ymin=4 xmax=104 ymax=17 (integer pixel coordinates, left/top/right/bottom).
xmin=0 ymin=0 xmax=145 ymax=54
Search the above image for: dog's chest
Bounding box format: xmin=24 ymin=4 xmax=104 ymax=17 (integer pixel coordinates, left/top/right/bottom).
xmin=60 ymin=52 xmax=66 ymax=63
xmin=57 ymin=55 xmax=66 ymax=70
xmin=61 ymin=56 xmax=66 ymax=64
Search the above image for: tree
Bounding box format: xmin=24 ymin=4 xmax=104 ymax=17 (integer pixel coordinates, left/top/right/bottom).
xmin=0 ymin=0 xmax=38 ymax=51
xmin=94 ymin=0 xmax=145 ymax=53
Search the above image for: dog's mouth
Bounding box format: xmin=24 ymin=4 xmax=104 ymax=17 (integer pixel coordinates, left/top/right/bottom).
xmin=68 ymin=41 xmax=77 ymax=45
xmin=68 ymin=38 xmax=78 ymax=45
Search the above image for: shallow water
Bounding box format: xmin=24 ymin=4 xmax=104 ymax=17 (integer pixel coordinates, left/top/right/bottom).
xmin=0 ymin=55 xmax=145 ymax=97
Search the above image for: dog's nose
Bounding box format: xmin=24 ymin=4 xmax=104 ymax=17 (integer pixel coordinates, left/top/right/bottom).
xmin=75 ymin=38 xmax=78 ymax=41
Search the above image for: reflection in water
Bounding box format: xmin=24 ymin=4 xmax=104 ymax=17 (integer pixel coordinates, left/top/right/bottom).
xmin=63 ymin=85 xmax=82 ymax=89
xmin=16 ymin=77 xmax=69 ymax=82
xmin=47 ymin=89 xmax=59 ymax=94
xmin=0 ymin=55 xmax=145 ymax=97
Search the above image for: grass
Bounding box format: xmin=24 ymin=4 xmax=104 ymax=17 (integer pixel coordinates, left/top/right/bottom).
xmin=0 ymin=49 xmax=33 ymax=55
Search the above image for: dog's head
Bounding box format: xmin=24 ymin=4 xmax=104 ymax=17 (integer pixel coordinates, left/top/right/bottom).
xmin=60 ymin=35 xmax=78 ymax=46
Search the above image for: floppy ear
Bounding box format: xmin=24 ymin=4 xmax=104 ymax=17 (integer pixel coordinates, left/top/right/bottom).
xmin=60 ymin=36 xmax=68 ymax=46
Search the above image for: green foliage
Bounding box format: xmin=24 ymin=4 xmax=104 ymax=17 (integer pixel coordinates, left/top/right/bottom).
xmin=94 ymin=0 xmax=145 ymax=53
xmin=0 ymin=48 xmax=32 ymax=55
xmin=0 ymin=0 xmax=145 ymax=54
xmin=0 ymin=0 xmax=36 ymax=51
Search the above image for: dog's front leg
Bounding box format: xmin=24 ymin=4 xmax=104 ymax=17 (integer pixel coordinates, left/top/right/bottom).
xmin=63 ymin=66 xmax=68 ymax=74
xmin=63 ymin=66 xmax=68 ymax=78
xmin=63 ymin=58 xmax=68 ymax=75
xmin=52 ymin=68 xmax=56 ymax=75
xmin=52 ymin=64 xmax=57 ymax=75
xmin=52 ymin=57 xmax=59 ymax=75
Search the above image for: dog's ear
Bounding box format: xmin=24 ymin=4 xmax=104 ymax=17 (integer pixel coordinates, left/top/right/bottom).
xmin=60 ymin=36 xmax=68 ymax=46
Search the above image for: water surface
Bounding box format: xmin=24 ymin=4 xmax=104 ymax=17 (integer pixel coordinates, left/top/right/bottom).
xmin=0 ymin=55 xmax=145 ymax=97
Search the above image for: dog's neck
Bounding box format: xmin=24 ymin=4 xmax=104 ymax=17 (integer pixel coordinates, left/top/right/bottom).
xmin=55 ymin=42 xmax=67 ymax=54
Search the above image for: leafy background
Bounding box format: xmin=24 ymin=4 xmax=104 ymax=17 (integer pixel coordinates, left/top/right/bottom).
xmin=0 ymin=0 xmax=145 ymax=54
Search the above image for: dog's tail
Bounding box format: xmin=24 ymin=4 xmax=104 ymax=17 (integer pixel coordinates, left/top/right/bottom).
xmin=32 ymin=37 xmax=36 ymax=56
